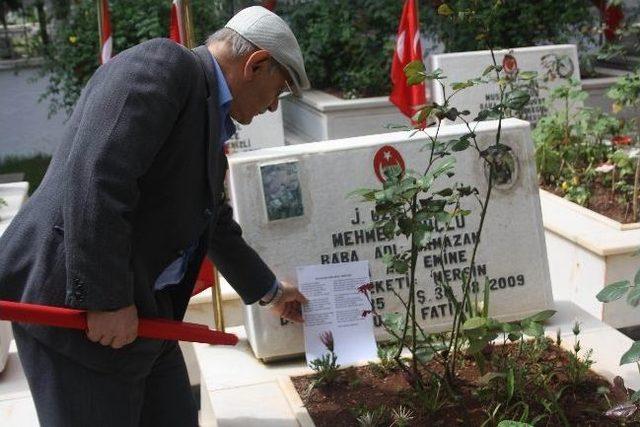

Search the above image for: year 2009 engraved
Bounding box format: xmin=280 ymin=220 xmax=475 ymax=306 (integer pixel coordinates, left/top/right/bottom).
xmin=489 ymin=274 xmax=525 ymax=291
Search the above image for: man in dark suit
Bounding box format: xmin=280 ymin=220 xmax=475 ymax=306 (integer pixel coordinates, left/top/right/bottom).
xmin=0 ymin=6 xmax=309 ymax=426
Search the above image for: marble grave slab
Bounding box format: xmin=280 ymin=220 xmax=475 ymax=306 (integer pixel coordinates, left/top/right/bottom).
xmin=228 ymin=119 xmax=554 ymax=360
xmin=428 ymin=45 xmax=581 ymax=127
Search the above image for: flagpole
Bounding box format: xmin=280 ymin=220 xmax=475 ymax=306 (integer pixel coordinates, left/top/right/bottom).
xmin=96 ymin=0 xmax=104 ymax=58
xmin=182 ymin=0 xmax=196 ymax=49
xmin=180 ymin=0 xmax=224 ymax=331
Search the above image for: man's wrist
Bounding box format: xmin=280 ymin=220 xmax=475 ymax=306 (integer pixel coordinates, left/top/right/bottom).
xmin=259 ymin=281 xmax=284 ymax=308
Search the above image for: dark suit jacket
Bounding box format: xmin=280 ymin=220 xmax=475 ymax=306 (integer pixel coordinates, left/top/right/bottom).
xmin=0 ymin=39 xmax=274 ymax=368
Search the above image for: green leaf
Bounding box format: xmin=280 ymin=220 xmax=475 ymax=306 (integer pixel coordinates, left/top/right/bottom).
xmin=415 ymin=346 xmax=434 ymax=363
xmin=423 ymin=199 xmax=447 ymax=213
xmin=482 ymin=65 xmax=497 ymax=76
xmin=451 ymin=138 xmax=470 ymax=152
xmin=483 ymin=278 xmax=490 ymax=318
xmin=446 ymin=108 xmax=461 ymax=121
xmin=596 ymin=280 xmax=631 ymax=302
xmin=404 ymin=60 xmax=425 ymax=75
xmin=497 ymin=422 xmax=533 ymax=427
xmin=523 ymin=310 xmax=556 ymax=323
xmin=381 ymin=253 xmax=394 ymax=267
xmin=432 ymin=157 xmax=456 ymax=177
xmin=522 ymin=321 xmax=544 ymax=337
xmin=634 ymin=268 xmax=640 ymax=286
xmin=382 ymin=312 xmax=404 ymax=336
xmin=407 ymin=72 xmax=426 ymax=86
xmin=463 ymin=316 xmax=487 ymax=331
xmin=478 ymin=371 xmax=506 ymax=385
xmin=404 ymin=60 xmax=426 ymax=85
xmin=504 ymin=89 xmax=531 ymax=110
xmin=436 ymin=188 xmax=453 ymax=197
xmin=346 ymin=188 xmax=376 ymax=201
xmin=467 ymin=337 xmax=489 ymax=354
xmin=383 ymin=220 xmax=395 ymax=239
xmin=451 ymin=80 xmax=475 ymax=91
xmin=393 ymin=259 xmax=408 ymax=274
xmin=506 ymin=367 xmax=515 ymax=402
xmin=435 ymin=210 xmax=452 ymax=223
xmin=508 ymin=332 xmax=522 ymax=342
xmin=518 ymin=71 xmax=538 ymax=80
xmin=398 ymin=217 xmax=413 ymax=235
xmin=620 ymin=341 xmax=640 ymax=365
xmin=631 ymin=389 xmax=640 ymax=403
xmin=627 ymin=286 xmax=640 ymax=307
xmin=417 ymin=175 xmax=434 ymax=190
xmin=437 ymin=3 xmax=454 ymax=16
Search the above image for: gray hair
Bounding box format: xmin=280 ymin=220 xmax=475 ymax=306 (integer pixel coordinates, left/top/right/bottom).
xmin=207 ymin=28 xmax=258 ymax=58
xmin=207 ymin=28 xmax=282 ymax=74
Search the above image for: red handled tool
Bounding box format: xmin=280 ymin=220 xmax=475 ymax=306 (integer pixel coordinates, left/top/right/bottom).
xmin=0 ymin=300 xmax=238 ymax=345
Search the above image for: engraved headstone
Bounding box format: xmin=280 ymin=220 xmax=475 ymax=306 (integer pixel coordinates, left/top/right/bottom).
xmin=229 ymin=119 xmax=553 ymax=360
xmin=225 ymin=109 xmax=285 ymax=155
xmin=429 ymin=45 xmax=581 ymax=127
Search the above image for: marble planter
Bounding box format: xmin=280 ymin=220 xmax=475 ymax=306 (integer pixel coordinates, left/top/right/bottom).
xmin=194 ymin=301 xmax=640 ymax=427
xmin=581 ymin=67 xmax=639 ymax=120
xmin=0 ymin=182 xmax=29 ymax=373
xmin=281 ymin=90 xmax=409 ymax=143
xmin=541 ymin=189 xmax=640 ymax=328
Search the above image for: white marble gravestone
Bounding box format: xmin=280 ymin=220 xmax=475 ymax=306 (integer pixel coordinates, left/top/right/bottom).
xmin=225 ymin=108 xmax=285 ymax=155
xmin=228 ymin=119 xmax=554 ymax=361
xmin=0 ymin=182 xmax=29 ymax=372
xmin=429 ymin=45 xmax=581 ymax=127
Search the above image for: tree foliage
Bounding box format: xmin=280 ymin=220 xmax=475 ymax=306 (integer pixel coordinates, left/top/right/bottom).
xmin=283 ymin=0 xmax=402 ymax=98
xmin=420 ymin=0 xmax=597 ymax=53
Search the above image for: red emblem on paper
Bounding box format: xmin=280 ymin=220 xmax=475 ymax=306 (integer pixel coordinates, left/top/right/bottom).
xmin=373 ymin=145 xmax=406 ymax=183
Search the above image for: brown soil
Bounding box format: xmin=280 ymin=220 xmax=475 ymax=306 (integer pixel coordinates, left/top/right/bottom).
xmin=542 ymin=182 xmax=637 ymax=224
xmin=292 ymin=342 xmax=627 ymax=426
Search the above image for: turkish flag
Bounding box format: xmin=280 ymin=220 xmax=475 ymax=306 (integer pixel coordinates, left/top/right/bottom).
xmin=192 ymin=258 xmax=216 ymax=296
xmin=169 ymin=0 xmax=185 ymax=45
xmin=98 ymin=0 xmax=112 ymax=64
xmin=262 ymin=0 xmax=277 ymax=11
xmin=168 ymin=0 xmax=218 ymax=296
xmin=390 ymin=0 xmax=426 ymax=123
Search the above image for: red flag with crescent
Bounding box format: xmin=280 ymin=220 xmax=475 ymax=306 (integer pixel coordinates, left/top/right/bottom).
xmin=262 ymin=0 xmax=277 ymax=11
xmin=390 ymin=0 xmax=426 ymax=123
xmin=169 ymin=0 xmax=186 ymax=45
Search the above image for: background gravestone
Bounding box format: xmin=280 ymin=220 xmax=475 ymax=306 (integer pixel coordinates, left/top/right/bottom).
xmin=225 ymin=109 xmax=285 ymax=155
xmin=428 ymin=45 xmax=581 ymax=127
xmin=229 ymin=119 xmax=554 ymax=361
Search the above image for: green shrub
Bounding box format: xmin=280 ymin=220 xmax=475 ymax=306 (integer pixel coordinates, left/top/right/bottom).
xmin=0 ymin=154 xmax=52 ymax=195
xmin=283 ymin=0 xmax=402 ymax=98
xmin=420 ymin=0 xmax=596 ymax=53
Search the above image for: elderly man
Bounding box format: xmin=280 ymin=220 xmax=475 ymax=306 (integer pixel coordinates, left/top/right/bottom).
xmin=0 ymin=6 xmax=308 ymax=427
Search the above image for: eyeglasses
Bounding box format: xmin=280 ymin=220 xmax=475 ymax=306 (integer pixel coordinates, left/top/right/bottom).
xmin=278 ymin=79 xmax=294 ymax=99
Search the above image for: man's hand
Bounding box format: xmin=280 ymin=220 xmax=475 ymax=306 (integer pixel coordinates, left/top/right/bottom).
xmin=86 ymin=304 xmax=138 ymax=349
xmin=270 ymin=282 xmax=308 ymax=323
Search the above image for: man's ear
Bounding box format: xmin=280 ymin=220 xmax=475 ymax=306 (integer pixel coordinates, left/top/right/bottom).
xmin=243 ymin=50 xmax=272 ymax=81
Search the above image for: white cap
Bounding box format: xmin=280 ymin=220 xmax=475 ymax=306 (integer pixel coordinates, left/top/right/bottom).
xmin=225 ymin=6 xmax=310 ymax=97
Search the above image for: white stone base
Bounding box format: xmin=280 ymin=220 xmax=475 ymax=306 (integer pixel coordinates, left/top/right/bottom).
xmin=541 ymin=190 xmax=640 ymax=328
xmin=0 ymin=182 xmax=29 ymax=372
xmin=281 ymin=90 xmax=408 ymax=143
xmin=0 ymin=342 xmax=38 ymax=427
xmin=195 ymin=300 xmax=639 ymax=427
